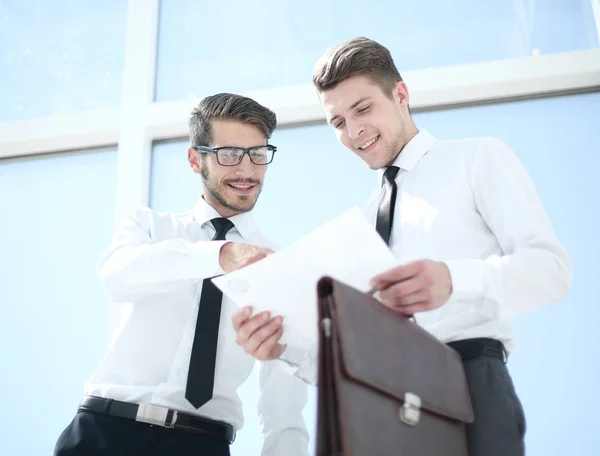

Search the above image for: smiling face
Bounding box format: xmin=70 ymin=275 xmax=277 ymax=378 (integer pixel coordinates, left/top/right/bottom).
xmin=188 ymin=119 xmax=268 ymax=218
xmin=319 ymin=75 xmax=417 ymax=170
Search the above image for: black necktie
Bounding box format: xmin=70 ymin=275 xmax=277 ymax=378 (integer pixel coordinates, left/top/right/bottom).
xmin=376 ymin=166 xmax=400 ymax=245
xmin=185 ymin=217 xmax=234 ymax=409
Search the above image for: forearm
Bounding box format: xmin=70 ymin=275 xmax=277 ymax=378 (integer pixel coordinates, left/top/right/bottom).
xmin=97 ymin=208 xmax=227 ymax=302
xmin=261 ymin=428 xmax=310 ymax=456
xmin=98 ymin=239 xmax=226 ymax=302
xmin=446 ymin=236 xmax=572 ymax=320
xmin=451 ymin=137 xmax=573 ymax=319
xmin=259 ymin=360 xmax=311 ymax=456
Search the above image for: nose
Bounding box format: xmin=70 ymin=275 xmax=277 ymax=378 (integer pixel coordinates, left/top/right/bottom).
xmin=234 ymin=152 xmax=256 ymax=177
xmin=346 ymin=118 xmax=365 ymax=140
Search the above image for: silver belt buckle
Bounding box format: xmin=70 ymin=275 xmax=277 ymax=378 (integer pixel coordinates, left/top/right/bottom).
xmin=136 ymin=404 xmax=177 ymax=428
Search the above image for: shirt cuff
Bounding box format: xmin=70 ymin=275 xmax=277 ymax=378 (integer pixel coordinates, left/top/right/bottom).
xmin=279 ymin=345 xmax=317 ymax=386
xmin=444 ymin=259 xmax=485 ymax=301
xmin=190 ymin=240 xmax=231 ymax=277
xmin=279 ymin=345 xmax=308 ymax=366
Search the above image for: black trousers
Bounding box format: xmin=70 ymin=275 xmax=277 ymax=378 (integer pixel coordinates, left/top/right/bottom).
xmin=463 ymin=355 xmax=527 ymax=456
xmin=54 ymin=410 xmax=230 ymax=456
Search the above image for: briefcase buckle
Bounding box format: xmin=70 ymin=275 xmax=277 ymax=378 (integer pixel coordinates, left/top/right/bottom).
xmin=321 ymin=318 xmax=332 ymax=337
xmin=399 ymin=392 xmax=421 ymax=426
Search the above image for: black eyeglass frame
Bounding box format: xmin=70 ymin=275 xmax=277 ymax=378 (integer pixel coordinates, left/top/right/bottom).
xmin=193 ymin=145 xmax=277 ymax=166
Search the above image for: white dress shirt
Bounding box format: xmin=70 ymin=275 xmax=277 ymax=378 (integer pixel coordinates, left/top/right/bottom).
xmin=86 ymin=197 xmax=310 ymax=456
xmin=282 ymin=130 xmax=572 ymax=385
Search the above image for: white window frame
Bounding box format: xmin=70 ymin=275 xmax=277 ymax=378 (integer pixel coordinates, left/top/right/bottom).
xmin=1 ymin=0 xmax=599 ymax=233
xmin=0 ymin=0 xmax=598 ymax=423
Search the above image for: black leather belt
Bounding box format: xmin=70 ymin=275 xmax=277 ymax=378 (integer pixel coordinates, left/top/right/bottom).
xmin=447 ymin=337 xmax=507 ymax=363
xmin=79 ymin=396 xmax=236 ymax=444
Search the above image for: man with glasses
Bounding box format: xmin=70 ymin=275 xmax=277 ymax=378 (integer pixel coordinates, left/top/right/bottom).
xmin=54 ymin=93 xmax=309 ymax=456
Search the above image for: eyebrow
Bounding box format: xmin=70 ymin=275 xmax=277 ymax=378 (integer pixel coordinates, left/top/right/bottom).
xmin=329 ymin=96 xmax=372 ymax=125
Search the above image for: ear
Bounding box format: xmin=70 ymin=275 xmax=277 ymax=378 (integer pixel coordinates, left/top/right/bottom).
xmin=188 ymin=147 xmax=201 ymax=174
xmin=393 ymin=81 xmax=410 ymax=109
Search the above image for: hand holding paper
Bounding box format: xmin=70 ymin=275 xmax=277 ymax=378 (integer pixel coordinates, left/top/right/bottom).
xmin=214 ymin=207 xmax=398 ymax=351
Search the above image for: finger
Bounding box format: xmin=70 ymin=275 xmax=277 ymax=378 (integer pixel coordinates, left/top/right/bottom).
xmin=246 ymin=316 xmax=283 ymax=354
xmin=370 ymin=260 xmax=423 ymax=290
xmin=236 ymin=311 xmax=271 ymax=344
xmin=378 ymin=276 xmax=425 ymax=300
xmin=240 ymin=252 xmax=268 ymax=268
xmin=396 ymin=301 xmax=431 ymax=315
xmin=394 ymin=289 xmax=432 ymax=307
xmin=380 ymin=298 xmax=427 ymax=316
xmin=255 ymin=327 xmax=285 ymax=360
xmin=380 ymin=289 xmax=431 ymax=308
xmin=231 ymin=306 xmax=253 ymax=331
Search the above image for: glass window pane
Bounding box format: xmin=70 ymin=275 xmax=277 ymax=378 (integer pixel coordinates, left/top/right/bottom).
xmin=151 ymin=92 xmax=599 ymax=455
xmin=0 ymin=1 xmax=128 ymax=122
xmin=414 ymin=93 xmax=600 ymax=456
xmin=155 ymin=0 xmax=598 ymax=101
xmin=0 ymin=148 xmax=118 ymax=455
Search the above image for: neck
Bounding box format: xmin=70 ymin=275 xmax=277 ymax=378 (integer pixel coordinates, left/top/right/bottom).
xmin=387 ymin=123 xmax=419 ymax=166
xmin=202 ymin=194 xmax=241 ymax=219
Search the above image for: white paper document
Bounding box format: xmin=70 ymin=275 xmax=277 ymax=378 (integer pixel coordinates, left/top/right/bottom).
xmin=212 ymin=207 xmax=398 ymax=350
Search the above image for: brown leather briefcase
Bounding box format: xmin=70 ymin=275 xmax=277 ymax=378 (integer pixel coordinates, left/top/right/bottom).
xmin=315 ymin=276 xmax=474 ymax=456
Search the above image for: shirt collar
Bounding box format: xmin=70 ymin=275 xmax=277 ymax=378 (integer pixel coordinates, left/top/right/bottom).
xmin=192 ymin=197 xmax=257 ymax=240
xmin=377 ymin=129 xmax=437 ymax=183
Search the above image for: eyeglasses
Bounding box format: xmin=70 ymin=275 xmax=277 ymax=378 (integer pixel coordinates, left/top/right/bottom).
xmin=194 ymin=145 xmax=276 ymax=166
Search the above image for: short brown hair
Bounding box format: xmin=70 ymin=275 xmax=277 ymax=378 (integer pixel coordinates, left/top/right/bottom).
xmin=312 ymin=37 xmax=402 ymax=96
xmin=189 ymin=93 xmax=277 ymax=147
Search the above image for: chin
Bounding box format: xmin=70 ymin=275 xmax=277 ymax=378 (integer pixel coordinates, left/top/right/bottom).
xmin=231 ymin=192 xmax=259 ymax=209
xmin=234 ymin=201 xmax=257 ymax=213
xmin=362 ymin=155 xmax=386 ymax=170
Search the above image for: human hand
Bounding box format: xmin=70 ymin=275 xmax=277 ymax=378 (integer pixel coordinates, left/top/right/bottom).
xmin=232 ymin=306 xmax=286 ymax=360
xmin=369 ymin=259 xmax=452 ymax=316
xmin=219 ymin=243 xmax=274 ymax=273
